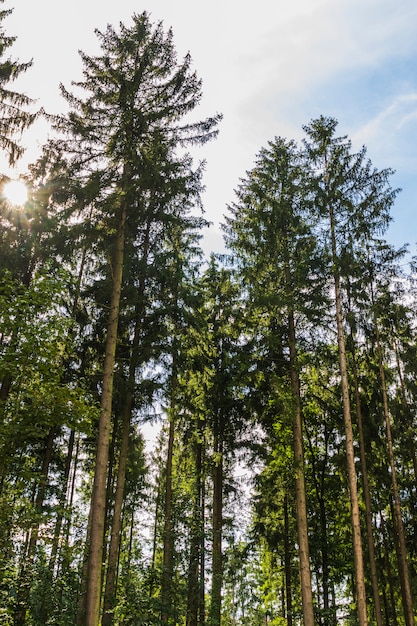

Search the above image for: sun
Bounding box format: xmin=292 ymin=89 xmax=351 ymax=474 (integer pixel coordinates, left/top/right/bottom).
xmin=2 ymin=179 xmax=28 ymax=206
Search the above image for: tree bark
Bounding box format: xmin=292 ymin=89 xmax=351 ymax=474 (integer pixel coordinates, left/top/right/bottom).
xmin=283 ymin=494 xmax=293 ymax=626
xmin=102 ymin=295 xmax=145 ymax=626
xmin=349 ymin=329 xmax=383 ymax=626
xmin=372 ymin=305 xmax=415 ymax=626
xmin=305 ymin=422 xmax=334 ymax=624
xmin=160 ymin=415 xmax=175 ymax=624
xmin=287 ymin=308 xmax=315 ymax=626
xmin=85 ymin=197 xmax=126 ymax=626
xmin=329 ymin=203 xmax=368 ymax=626
xmin=187 ymin=434 xmax=204 ymax=626
xmin=394 ymin=342 xmax=417 ymax=494
xmin=380 ymin=510 xmax=399 ymax=626
xmin=101 ymin=401 xmax=131 ymax=626
xmin=210 ymin=432 xmax=223 ymax=626
xmin=199 ymin=465 xmax=206 ymax=626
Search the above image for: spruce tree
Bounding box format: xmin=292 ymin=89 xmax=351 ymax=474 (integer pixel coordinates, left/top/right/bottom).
xmin=224 ymin=137 xmax=321 ymax=625
xmin=50 ymin=14 xmax=220 ymax=625
xmin=302 ymin=115 xmax=399 ymax=626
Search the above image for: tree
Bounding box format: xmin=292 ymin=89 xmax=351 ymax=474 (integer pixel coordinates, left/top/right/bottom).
xmin=366 ymin=250 xmax=415 ymax=626
xmin=51 ymin=13 xmax=220 ymax=625
xmin=302 ymin=115 xmax=399 ymax=626
xmin=184 ymin=258 xmax=248 ymax=626
xmin=224 ymin=137 xmax=321 ymax=625
xmin=157 ymin=213 xmax=208 ymax=625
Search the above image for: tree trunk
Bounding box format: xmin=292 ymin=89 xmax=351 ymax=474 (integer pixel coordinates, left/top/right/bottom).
xmin=199 ymin=467 xmax=206 ymax=626
xmin=372 ymin=308 xmax=415 ymax=626
xmin=102 ymin=295 xmax=145 ymax=626
xmin=13 ymin=426 xmax=56 ymax=626
xmin=305 ymin=422 xmax=333 ymax=624
xmin=85 ymin=197 xmax=126 ymax=626
xmin=329 ymin=203 xmax=368 ymax=626
xmin=287 ymin=308 xmax=315 ymax=626
xmin=187 ymin=434 xmax=204 ymax=626
xmin=349 ymin=329 xmax=383 ymax=626
xmin=380 ymin=510 xmax=399 ymax=626
xmin=102 ymin=400 xmax=131 ymax=626
xmin=283 ymin=494 xmax=293 ymax=626
xmin=161 ymin=249 xmax=185 ymax=625
xmin=76 ymin=491 xmax=93 ymax=626
xmin=149 ymin=478 xmax=161 ymax=599
xmin=210 ymin=432 xmax=223 ymax=626
xmin=394 ymin=341 xmax=417 ymax=507
xmin=49 ymin=428 xmax=76 ymax=571
xmin=161 ymin=373 xmax=177 ymax=624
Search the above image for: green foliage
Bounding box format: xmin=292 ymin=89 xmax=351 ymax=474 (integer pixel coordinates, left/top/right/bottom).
xmin=0 ymin=267 xmax=98 ymax=438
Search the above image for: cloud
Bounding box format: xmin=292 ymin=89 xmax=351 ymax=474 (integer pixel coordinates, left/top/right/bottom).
xmin=355 ymin=94 xmax=417 ymax=139
xmin=236 ymin=0 xmax=417 ymax=119
xmin=350 ymin=93 xmax=417 ymax=172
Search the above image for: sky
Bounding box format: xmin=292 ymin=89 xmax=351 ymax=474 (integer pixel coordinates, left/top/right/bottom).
xmin=4 ymin=0 xmax=417 ymax=257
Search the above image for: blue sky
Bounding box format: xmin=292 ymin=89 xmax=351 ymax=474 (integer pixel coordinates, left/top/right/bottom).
xmin=4 ymin=0 xmax=417 ymax=257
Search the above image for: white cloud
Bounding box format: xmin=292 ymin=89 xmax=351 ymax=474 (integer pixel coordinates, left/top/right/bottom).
xmin=351 ymin=93 xmax=417 ymax=173
xmin=355 ymin=94 xmax=417 ymax=139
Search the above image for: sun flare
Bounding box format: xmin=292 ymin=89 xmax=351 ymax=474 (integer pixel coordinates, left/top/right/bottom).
xmin=3 ymin=179 xmax=28 ymax=206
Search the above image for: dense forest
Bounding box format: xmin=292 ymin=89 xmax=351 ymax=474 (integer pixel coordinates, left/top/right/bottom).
xmin=1 ymin=5 xmax=417 ymax=626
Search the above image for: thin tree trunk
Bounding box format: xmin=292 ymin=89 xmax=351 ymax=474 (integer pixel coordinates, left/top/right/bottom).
xmin=13 ymin=426 xmax=57 ymax=626
xmin=161 ymin=256 xmax=182 ymax=625
xmin=85 ymin=196 xmax=126 ymax=626
xmin=372 ymin=306 xmax=415 ymax=626
xmin=149 ymin=478 xmax=161 ymax=599
xmin=287 ymin=308 xmax=315 ymax=626
xmin=380 ymin=510 xmax=399 ymax=626
xmin=102 ymin=214 xmax=151 ymax=625
xmin=126 ymin=507 xmax=134 ymax=571
xmin=161 ymin=372 xmax=177 ymax=624
xmin=102 ymin=301 xmax=145 ymax=625
xmin=76 ymin=495 xmax=93 ymax=626
xmin=101 ymin=402 xmax=131 ymax=626
xmin=394 ymin=342 xmax=417 ymax=486
xmin=283 ymin=494 xmax=293 ymax=626
xmin=210 ymin=433 xmax=223 ymax=626
xmin=280 ymin=561 xmax=285 ymax=619
xmin=305 ymin=422 xmax=332 ymax=624
xmin=329 ymin=203 xmax=368 ymax=626
xmin=50 ymin=428 xmax=76 ymax=571
xmin=64 ymin=432 xmax=81 ymax=548
xmin=199 ymin=467 xmax=206 ymax=626
xmin=187 ymin=435 xmax=204 ymax=626
xmin=281 ymin=231 xmax=314 ymax=625
xmin=394 ymin=341 xmax=417 ymax=557
xmin=349 ymin=328 xmax=383 ymax=626
xmin=29 ymin=427 xmax=56 ymax=554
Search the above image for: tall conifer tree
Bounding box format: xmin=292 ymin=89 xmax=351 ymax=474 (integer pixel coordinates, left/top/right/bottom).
xmin=51 ymin=13 xmax=220 ymax=625
xmin=224 ymin=137 xmax=320 ymax=625
xmin=302 ymin=115 xmax=399 ymax=626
